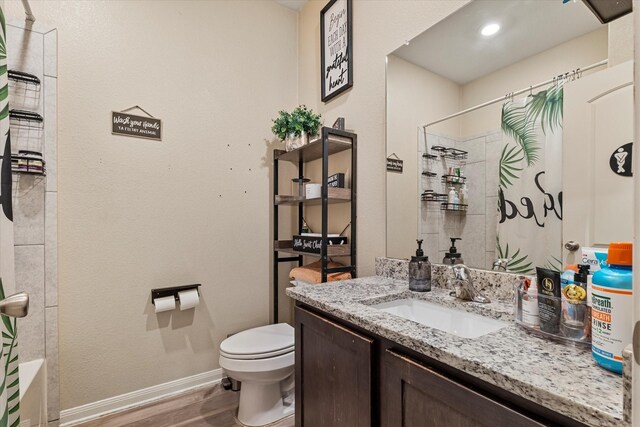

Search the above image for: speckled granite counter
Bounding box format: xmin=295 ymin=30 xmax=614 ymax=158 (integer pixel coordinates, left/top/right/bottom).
xmin=286 ymin=275 xmax=625 ymax=426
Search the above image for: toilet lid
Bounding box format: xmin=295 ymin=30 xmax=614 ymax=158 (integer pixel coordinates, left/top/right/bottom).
xmin=220 ymin=323 xmax=294 ymax=358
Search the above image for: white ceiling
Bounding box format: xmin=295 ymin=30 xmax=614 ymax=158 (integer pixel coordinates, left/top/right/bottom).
xmin=392 ymin=0 xmax=603 ymax=84
xmin=274 ymin=0 xmax=308 ymax=11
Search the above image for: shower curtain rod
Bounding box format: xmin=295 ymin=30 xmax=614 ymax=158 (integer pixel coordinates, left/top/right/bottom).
xmin=21 ymin=0 xmax=35 ymax=23
xmin=422 ymin=59 xmax=608 ymax=129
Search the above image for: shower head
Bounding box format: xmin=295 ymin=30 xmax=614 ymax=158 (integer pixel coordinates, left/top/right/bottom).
xmin=0 ymin=292 xmax=29 ymax=318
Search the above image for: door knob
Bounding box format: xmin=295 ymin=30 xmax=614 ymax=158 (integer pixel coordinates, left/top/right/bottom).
xmin=0 ymin=292 xmax=29 ymax=318
xmin=564 ymin=241 xmax=580 ymax=252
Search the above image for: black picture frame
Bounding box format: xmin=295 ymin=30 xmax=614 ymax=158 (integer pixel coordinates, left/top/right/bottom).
xmin=320 ymin=0 xmax=353 ymax=103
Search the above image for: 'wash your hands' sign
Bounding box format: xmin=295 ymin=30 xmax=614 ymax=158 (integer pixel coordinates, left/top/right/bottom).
xmin=112 ymin=111 xmax=162 ymax=141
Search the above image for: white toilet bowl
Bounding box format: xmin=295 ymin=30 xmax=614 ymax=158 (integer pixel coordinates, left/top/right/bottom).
xmin=219 ymin=323 xmax=295 ymax=426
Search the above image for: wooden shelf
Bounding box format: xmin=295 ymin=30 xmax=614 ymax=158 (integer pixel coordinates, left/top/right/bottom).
xmin=274 ymin=188 xmax=351 ymax=205
xmin=275 ymin=134 xmax=353 ymax=163
xmin=274 ymin=240 xmax=351 ymax=257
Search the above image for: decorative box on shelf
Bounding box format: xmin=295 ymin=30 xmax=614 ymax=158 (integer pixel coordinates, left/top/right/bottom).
xmin=292 ymin=234 xmax=348 ymax=254
xmin=328 ymin=172 xmax=345 ymax=188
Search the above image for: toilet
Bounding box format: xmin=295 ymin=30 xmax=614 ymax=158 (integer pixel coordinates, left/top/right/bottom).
xmin=219 ymin=323 xmax=295 ymax=426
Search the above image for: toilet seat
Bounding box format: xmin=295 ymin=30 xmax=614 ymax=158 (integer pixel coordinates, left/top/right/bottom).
xmin=220 ymin=323 xmax=294 ymax=360
xmin=220 ymin=345 xmax=294 ymax=360
xmin=219 ymin=350 xmax=294 ymax=374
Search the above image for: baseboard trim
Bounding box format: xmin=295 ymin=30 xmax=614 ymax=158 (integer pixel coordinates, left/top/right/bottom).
xmin=59 ymin=368 xmax=224 ymax=426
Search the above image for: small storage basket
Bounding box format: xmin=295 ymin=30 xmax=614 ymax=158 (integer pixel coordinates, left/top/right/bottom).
xmin=514 ymin=279 xmax=591 ymax=347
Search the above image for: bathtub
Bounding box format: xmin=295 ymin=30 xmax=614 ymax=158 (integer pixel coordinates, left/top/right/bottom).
xmin=19 ymin=359 xmax=47 ymax=427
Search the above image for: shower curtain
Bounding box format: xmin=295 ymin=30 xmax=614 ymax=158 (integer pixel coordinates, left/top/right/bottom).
xmin=0 ymin=3 xmax=20 ymax=426
xmin=496 ymin=85 xmax=563 ymax=274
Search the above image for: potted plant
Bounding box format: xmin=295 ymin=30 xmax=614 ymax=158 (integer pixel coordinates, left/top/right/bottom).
xmin=272 ymin=106 xmax=322 ymax=151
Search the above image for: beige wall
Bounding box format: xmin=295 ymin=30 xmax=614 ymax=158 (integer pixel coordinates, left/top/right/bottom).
xmin=609 ymin=13 xmax=635 ymax=66
xmin=460 ymin=27 xmax=608 ymax=137
xmin=298 ymin=0 xmax=469 ymax=273
xmin=5 ymin=0 xmax=298 ymax=410
xmin=386 ymin=55 xmax=460 ymax=259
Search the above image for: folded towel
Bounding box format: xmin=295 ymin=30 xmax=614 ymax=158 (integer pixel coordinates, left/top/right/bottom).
xmin=289 ymin=260 xmax=352 ymax=284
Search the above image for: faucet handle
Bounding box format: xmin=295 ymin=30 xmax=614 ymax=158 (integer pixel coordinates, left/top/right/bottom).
xmin=451 ymin=264 xmax=471 ymax=281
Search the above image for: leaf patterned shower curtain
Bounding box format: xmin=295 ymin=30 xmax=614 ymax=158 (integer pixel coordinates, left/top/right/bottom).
xmin=496 ymin=85 xmax=563 ymax=274
xmin=0 ymin=3 xmax=20 ymax=426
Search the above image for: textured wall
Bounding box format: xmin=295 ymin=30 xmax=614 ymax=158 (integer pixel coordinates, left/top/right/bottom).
xmin=298 ymin=0 xmax=470 ymax=275
xmin=386 ymin=55 xmax=460 ymax=259
xmin=6 ymin=0 xmax=298 ymax=410
xmin=7 ymin=20 xmax=59 ymax=423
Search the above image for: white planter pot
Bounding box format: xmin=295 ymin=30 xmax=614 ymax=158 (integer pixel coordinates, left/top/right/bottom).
xmin=285 ymin=132 xmax=308 ymax=152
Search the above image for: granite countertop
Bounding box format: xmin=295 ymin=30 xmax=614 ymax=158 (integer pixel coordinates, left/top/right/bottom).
xmin=286 ymin=276 xmax=624 ymax=427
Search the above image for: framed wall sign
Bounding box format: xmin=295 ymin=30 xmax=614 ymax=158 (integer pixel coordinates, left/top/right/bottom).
xmin=387 ymin=153 xmax=403 ymax=173
xmin=321 ymin=0 xmax=353 ymax=103
xmin=112 ymin=106 xmax=162 ymax=141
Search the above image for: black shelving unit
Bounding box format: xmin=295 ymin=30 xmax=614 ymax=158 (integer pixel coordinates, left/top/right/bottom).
xmin=273 ymin=127 xmax=357 ymax=323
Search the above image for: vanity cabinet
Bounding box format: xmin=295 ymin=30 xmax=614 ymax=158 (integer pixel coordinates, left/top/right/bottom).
xmin=295 ymin=306 xmax=373 ymax=427
xmin=380 ymin=349 xmax=545 ymax=427
xmin=295 ymin=304 xmax=587 ymax=427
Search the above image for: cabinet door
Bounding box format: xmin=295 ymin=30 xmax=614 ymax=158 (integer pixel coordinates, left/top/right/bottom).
xmin=295 ymin=306 xmax=373 ymax=427
xmin=381 ymin=349 xmax=546 ymax=427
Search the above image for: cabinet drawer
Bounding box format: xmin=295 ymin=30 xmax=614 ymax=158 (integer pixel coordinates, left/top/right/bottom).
xmin=295 ymin=306 xmax=373 ymax=427
xmin=381 ymin=349 xmax=546 ymax=427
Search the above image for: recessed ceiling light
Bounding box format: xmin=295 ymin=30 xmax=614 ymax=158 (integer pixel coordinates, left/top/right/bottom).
xmin=480 ymin=23 xmax=500 ymax=37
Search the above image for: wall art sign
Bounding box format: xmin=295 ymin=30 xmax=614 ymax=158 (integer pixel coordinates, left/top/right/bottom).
xmin=387 ymin=154 xmax=403 ymax=173
xmin=609 ymin=142 xmax=633 ymax=177
xmin=112 ymin=108 xmax=162 ymax=141
xmin=321 ymin=0 xmax=353 ymax=103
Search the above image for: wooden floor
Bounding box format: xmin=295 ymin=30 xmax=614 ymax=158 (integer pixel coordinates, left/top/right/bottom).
xmin=75 ymin=384 xmax=295 ymax=427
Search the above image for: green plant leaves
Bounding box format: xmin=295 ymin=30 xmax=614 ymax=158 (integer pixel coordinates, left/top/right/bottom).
xmin=543 ymin=256 xmax=564 ymax=273
xmin=499 ymin=143 xmax=524 ymax=189
xmin=501 ymin=102 xmax=539 ymax=166
xmin=271 ymin=105 xmax=322 ymax=141
xmin=496 ymin=236 xmax=535 ymax=274
xmin=500 ymin=86 xmax=564 ymax=168
xmin=526 ymin=85 xmax=563 ymax=135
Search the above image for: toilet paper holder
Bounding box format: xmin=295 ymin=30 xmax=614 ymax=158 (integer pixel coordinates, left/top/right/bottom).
xmin=151 ymin=284 xmax=201 ymax=304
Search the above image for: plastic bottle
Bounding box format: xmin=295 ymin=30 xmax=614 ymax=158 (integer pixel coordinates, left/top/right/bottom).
xmin=521 ymin=277 xmax=539 ymax=328
xmin=459 ymin=184 xmax=469 ymax=205
xmin=448 ymin=187 xmax=456 ymax=205
xmin=592 ymin=242 xmax=633 ymax=374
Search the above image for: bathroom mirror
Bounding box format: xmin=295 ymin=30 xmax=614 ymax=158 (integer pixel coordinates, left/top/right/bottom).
xmin=385 ymin=0 xmax=635 ymax=272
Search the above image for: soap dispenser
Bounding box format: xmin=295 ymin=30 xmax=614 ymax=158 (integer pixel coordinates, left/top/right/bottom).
xmin=443 ymin=238 xmax=463 ymax=265
xmin=409 ymin=239 xmax=431 ymax=292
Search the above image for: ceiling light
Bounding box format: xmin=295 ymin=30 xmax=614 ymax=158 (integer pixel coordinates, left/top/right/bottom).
xmin=480 ymin=23 xmax=500 ymax=37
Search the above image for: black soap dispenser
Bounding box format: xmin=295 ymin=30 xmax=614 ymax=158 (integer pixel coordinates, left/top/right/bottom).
xmin=409 ymin=239 xmax=431 ymax=292
xmin=442 ymin=237 xmax=463 ymax=265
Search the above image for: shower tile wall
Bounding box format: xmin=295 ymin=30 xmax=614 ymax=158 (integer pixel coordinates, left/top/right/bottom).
xmin=8 ymin=23 xmax=59 ymax=425
xmin=420 ymin=131 xmax=501 ymax=269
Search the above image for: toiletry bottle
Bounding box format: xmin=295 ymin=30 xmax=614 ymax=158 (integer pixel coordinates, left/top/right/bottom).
xmin=592 ymin=242 xmax=633 ymax=374
xmin=560 ymin=264 xmax=590 ymax=340
xmin=460 ymin=184 xmax=469 ymax=205
xmin=442 ymin=238 xmax=463 ymax=265
xmin=409 ymin=239 xmax=431 ymax=292
xmin=521 ymin=276 xmax=539 ymax=328
xmin=448 ymin=187 xmax=456 ymax=206
xmin=537 ymin=267 xmax=561 ymax=334
xmin=453 ymin=190 xmax=460 ymax=209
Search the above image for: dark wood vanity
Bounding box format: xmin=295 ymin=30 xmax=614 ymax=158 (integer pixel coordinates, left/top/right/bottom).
xmin=294 ymin=304 xmax=588 ymax=427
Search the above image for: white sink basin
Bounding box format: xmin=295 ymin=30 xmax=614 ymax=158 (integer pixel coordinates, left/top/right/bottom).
xmin=372 ymin=298 xmax=508 ymax=339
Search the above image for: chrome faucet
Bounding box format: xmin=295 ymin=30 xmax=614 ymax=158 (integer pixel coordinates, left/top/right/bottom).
xmin=449 ymin=264 xmax=490 ymax=303
xmin=492 ymin=258 xmax=511 ymax=272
